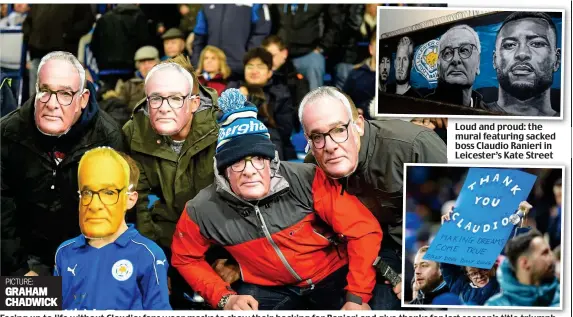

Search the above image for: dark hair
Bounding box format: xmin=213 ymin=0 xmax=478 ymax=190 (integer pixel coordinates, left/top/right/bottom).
xmin=243 ymin=47 xmax=273 ymax=70
xmin=504 ymin=228 xmax=543 ymax=270
xmin=262 ymin=35 xmax=286 ymax=50
xmin=498 ymin=12 xmax=558 ymax=44
xmin=379 ymin=41 xmax=392 ymax=59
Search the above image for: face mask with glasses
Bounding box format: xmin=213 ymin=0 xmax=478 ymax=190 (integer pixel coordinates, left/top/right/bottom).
xmin=307 ymin=120 xmax=353 ymax=150
xmin=230 ymin=156 xmax=268 ymax=173
xmin=78 ymin=184 xmax=133 ymax=206
xmin=146 ymin=94 xmax=199 ymax=109
xmin=37 ymin=88 xmax=80 ymax=106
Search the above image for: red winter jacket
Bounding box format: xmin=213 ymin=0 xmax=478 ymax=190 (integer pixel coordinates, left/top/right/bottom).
xmin=171 ymin=160 xmax=382 ymax=308
xmin=198 ymin=73 xmax=227 ymax=96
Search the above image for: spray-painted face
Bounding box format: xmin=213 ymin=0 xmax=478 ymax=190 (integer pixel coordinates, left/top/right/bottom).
xmin=78 ymin=151 xmax=130 ymax=239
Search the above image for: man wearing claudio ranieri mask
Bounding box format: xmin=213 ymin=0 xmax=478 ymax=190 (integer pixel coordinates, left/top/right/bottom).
xmin=1 ymin=51 xmax=124 ymax=277
xmin=300 ymin=87 xmax=447 ymax=310
xmin=427 ymin=25 xmax=487 ymax=109
xmin=487 ymin=12 xmax=561 ymax=116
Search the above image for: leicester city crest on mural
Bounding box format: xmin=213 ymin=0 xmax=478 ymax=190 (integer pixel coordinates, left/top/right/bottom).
xmin=414 ymin=39 xmax=439 ymax=84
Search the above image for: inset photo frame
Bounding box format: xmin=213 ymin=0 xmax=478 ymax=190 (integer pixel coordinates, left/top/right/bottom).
xmin=402 ymin=163 xmax=564 ymax=309
xmin=376 ymin=7 xmax=564 ymax=119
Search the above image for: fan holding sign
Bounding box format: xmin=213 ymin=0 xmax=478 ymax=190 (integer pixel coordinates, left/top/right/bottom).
xmin=423 ymin=168 xmax=537 ymax=269
xmin=437 ymin=200 xmax=533 ymax=305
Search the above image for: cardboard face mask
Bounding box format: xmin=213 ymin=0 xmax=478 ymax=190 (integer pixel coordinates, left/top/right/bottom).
xmin=78 ymin=149 xmax=130 ymax=239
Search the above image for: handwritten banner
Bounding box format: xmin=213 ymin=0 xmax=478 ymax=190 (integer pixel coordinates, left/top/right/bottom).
xmin=424 ymin=168 xmax=537 ymax=269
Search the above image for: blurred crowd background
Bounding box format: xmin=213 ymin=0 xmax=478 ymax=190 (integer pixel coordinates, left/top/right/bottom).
xmin=0 ymin=3 xmax=447 ymax=160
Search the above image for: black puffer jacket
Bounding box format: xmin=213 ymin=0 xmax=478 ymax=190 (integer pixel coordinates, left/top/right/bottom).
xmin=271 ymin=4 xmax=344 ymax=58
xmin=0 ymin=81 xmax=126 ymax=276
xmin=272 ymin=60 xmax=309 ymax=132
xmin=226 ymin=80 xmax=295 ymax=160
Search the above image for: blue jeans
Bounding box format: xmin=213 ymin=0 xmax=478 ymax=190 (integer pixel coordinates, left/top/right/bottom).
xmin=236 ymin=266 xmax=348 ymax=310
xmin=370 ymin=282 xmax=401 ymax=310
xmin=369 ymin=245 xmax=402 ymax=310
xmin=292 ymin=51 xmax=325 ymax=90
xmin=334 ymin=63 xmax=354 ymax=90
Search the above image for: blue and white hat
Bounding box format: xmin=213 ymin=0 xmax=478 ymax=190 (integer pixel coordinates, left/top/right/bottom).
xmin=215 ymin=89 xmax=276 ymax=171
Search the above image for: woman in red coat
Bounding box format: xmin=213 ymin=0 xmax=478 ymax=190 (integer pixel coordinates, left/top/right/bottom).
xmin=196 ymin=45 xmax=231 ymax=96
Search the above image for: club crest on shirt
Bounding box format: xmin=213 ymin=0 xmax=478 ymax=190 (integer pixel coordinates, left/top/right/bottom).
xmin=112 ymin=259 xmax=133 ymax=281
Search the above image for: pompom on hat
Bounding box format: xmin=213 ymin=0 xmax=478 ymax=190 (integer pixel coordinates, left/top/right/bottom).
xmin=215 ymin=89 xmax=276 ymax=172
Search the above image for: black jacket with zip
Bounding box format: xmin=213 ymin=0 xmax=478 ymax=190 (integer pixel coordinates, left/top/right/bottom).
xmin=0 ymin=81 xmax=126 ymax=276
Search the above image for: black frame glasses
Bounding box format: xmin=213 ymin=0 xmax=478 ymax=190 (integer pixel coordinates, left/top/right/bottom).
xmin=79 ymin=187 xmax=127 ymax=206
xmin=465 ymin=269 xmax=489 ymax=279
xmin=230 ymin=156 xmax=268 ymax=173
xmin=37 ymin=88 xmax=79 ymax=106
xmin=146 ymin=94 xmax=198 ymax=109
xmin=308 ymin=120 xmax=352 ymax=149
xmin=440 ymin=44 xmax=477 ymax=62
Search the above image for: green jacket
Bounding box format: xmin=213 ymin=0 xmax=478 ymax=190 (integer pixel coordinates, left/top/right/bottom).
xmin=117 ymin=77 xmax=145 ymax=113
xmin=123 ymin=86 xmax=220 ymax=249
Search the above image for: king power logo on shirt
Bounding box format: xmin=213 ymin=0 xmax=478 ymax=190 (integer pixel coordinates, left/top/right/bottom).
xmin=0 ymin=276 xmax=62 ymax=310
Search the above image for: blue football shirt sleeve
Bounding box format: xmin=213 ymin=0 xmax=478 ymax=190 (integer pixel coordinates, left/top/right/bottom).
xmin=140 ymin=244 xmax=171 ymax=310
xmin=54 ymin=243 xmax=65 ymax=276
xmin=54 ymin=254 xmax=61 ymax=276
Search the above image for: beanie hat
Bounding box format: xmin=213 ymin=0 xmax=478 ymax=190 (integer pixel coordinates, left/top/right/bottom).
xmin=215 ymin=89 xmax=276 ymax=171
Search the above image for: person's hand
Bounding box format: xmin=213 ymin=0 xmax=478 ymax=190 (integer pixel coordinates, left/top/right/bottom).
xmin=179 ymin=5 xmax=190 ymax=16
xmin=224 ymin=295 xmax=258 ymax=310
xmin=24 ymin=271 xmax=38 ymax=276
xmin=341 ymin=302 xmax=371 ymax=310
xmin=384 ymin=278 xmax=402 ymax=299
xmin=239 ymin=86 xmax=249 ymax=97
xmin=157 ymin=23 xmax=166 ymax=34
xmin=313 ymin=47 xmax=323 ymax=55
xmin=212 ymin=259 xmax=241 ymax=284
xmin=384 ymin=279 xmax=402 ymax=299
xmin=412 ymin=280 xmax=419 ymax=299
xmin=518 ymin=201 xmax=533 ymax=216
xmin=411 ymin=118 xmax=435 ymax=130
xmin=102 ymin=90 xmax=119 ymax=100
xmin=411 ymin=118 xmax=448 ymax=130
xmin=186 ymin=33 xmax=195 ymax=56
xmin=431 ymin=118 xmax=448 ymax=129
xmin=441 ymin=206 xmax=454 ymax=224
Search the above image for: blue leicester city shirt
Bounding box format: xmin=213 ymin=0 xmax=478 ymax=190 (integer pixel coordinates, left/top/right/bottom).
xmin=54 ymin=225 xmax=171 ymax=310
